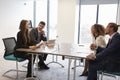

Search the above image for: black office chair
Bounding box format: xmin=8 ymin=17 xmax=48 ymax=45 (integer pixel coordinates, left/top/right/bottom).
xmin=2 ymin=37 xmax=26 ymax=79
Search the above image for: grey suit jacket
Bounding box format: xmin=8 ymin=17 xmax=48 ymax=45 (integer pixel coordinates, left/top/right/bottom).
xmin=29 ymin=28 xmax=47 ymax=45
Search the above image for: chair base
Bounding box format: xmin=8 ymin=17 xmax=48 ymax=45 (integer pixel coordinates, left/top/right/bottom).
xmin=3 ymin=69 xmax=26 ymax=80
xmin=47 ymin=61 xmax=64 ymax=68
xmin=97 ymin=71 xmax=120 ymax=80
xmin=24 ymin=77 xmax=40 ymax=80
xmin=47 ymin=55 xmax=64 ymax=68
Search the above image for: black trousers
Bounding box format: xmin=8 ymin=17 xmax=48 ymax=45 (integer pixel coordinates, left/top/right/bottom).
xmin=40 ymin=53 xmax=48 ymax=61
xmin=87 ymin=60 xmax=103 ymax=80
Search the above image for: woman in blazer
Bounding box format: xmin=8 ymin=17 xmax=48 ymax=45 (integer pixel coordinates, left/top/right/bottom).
xmin=80 ymin=24 xmax=106 ymax=76
xmin=15 ymin=20 xmax=37 ymax=77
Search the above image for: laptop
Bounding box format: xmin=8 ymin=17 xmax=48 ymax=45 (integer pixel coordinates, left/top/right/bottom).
xmin=47 ymin=39 xmax=56 ymax=44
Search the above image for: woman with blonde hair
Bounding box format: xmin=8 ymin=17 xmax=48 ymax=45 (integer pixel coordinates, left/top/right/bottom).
xmin=80 ymin=24 xmax=106 ymax=76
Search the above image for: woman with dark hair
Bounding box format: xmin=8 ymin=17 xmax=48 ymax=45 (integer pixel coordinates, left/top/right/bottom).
xmin=15 ymin=20 xmax=37 ymax=77
xmin=80 ymin=24 xmax=106 ymax=76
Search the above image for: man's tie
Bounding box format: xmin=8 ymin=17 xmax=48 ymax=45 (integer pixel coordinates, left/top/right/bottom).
xmin=108 ymin=38 xmax=111 ymax=43
xmin=106 ymin=38 xmax=111 ymax=48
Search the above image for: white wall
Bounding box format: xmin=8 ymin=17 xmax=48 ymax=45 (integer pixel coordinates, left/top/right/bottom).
xmin=57 ymin=0 xmax=76 ymax=43
xmin=0 ymin=0 xmax=33 ymax=52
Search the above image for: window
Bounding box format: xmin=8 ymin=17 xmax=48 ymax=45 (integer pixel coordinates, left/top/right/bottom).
xmin=79 ymin=5 xmax=97 ymax=44
xmin=34 ymin=0 xmax=58 ymax=40
xmin=49 ymin=0 xmax=58 ymax=39
xmin=98 ymin=4 xmax=117 ymax=26
xmin=36 ymin=0 xmax=47 ymax=31
xmin=77 ymin=0 xmax=119 ymax=44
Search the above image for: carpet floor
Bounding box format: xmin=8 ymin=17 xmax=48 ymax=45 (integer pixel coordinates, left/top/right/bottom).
xmin=0 ymin=51 xmax=115 ymax=80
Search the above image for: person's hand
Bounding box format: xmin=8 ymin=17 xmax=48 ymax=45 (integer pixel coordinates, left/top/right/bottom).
xmin=41 ymin=30 xmax=46 ymax=37
xmin=29 ymin=46 xmax=37 ymax=50
xmin=40 ymin=30 xmax=45 ymax=35
xmin=90 ymin=43 xmax=97 ymax=50
xmin=86 ymin=53 xmax=96 ymax=60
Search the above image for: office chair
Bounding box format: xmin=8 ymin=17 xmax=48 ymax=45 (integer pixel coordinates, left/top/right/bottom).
xmin=97 ymin=69 xmax=120 ymax=80
xmin=2 ymin=37 xmax=26 ymax=79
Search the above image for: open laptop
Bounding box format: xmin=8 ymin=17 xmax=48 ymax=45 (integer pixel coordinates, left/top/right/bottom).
xmin=47 ymin=39 xmax=56 ymax=44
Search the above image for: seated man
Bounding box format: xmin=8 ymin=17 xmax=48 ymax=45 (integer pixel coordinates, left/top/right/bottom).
xmin=30 ymin=21 xmax=49 ymax=69
xmin=86 ymin=22 xmax=120 ymax=80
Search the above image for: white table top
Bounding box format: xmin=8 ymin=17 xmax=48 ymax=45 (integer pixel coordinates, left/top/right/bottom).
xmin=16 ymin=43 xmax=92 ymax=59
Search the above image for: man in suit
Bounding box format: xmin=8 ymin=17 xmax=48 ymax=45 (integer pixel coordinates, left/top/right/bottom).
xmin=30 ymin=21 xmax=49 ymax=69
xmin=86 ymin=22 xmax=120 ymax=80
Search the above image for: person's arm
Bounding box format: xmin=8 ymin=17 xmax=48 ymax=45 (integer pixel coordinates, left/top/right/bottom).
xmin=40 ymin=31 xmax=47 ymax=41
xmin=41 ymin=35 xmax=47 ymax=41
xmin=29 ymin=28 xmax=39 ymax=45
xmin=91 ymin=36 xmax=106 ymax=54
xmin=90 ymin=43 xmax=104 ymax=51
xmin=96 ymin=35 xmax=120 ymax=60
xmin=96 ymin=46 xmax=105 ymax=53
xmin=86 ymin=46 xmax=105 ymax=60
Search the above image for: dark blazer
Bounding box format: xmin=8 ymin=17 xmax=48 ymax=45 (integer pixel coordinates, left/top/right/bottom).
xmin=14 ymin=31 xmax=33 ymax=57
xmin=29 ymin=28 xmax=47 ymax=45
xmin=96 ymin=32 xmax=120 ymax=72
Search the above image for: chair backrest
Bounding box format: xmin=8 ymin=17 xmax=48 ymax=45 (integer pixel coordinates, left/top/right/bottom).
xmin=2 ymin=37 xmax=16 ymax=56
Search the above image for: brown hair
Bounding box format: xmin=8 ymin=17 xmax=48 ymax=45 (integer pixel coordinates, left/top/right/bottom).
xmin=19 ymin=20 xmax=30 ymax=44
xmin=92 ymin=24 xmax=105 ymax=38
xmin=108 ymin=22 xmax=120 ymax=32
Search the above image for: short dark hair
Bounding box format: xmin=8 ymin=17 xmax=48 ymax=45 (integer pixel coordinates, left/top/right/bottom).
xmin=39 ymin=21 xmax=45 ymax=26
xmin=109 ymin=22 xmax=120 ymax=32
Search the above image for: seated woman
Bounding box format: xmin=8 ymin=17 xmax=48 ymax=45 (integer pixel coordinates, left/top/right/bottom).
xmin=15 ymin=20 xmax=48 ymax=78
xmin=80 ymin=24 xmax=106 ymax=76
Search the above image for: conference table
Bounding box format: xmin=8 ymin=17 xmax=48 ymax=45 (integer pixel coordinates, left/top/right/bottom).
xmin=16 ymin=43 xmax=92 ymax=80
